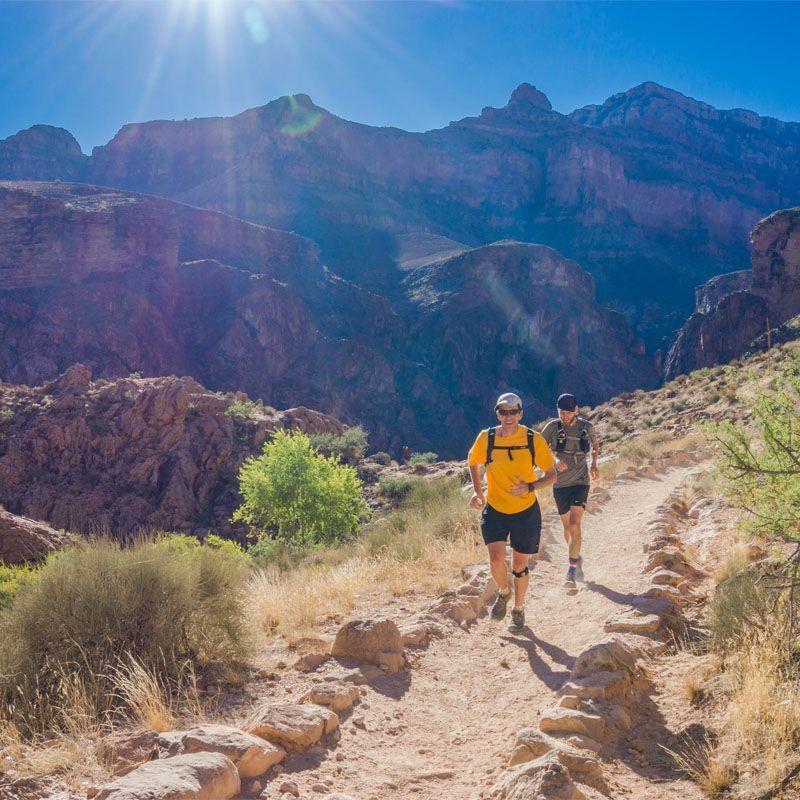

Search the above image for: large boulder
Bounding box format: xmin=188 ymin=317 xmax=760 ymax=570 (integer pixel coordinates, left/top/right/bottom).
xmin=486 ymin=752 xmax=586 ymax=800
xmin=94 ymin=751 xmax=240 ymax=800
xmin=0 ymin=509 xmax=71 ymax=565
xmin=331 ymin=618 xmax=406 ymax=672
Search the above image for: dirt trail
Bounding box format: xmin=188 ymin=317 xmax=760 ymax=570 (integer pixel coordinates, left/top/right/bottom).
xmin=276 ymin=465 xmax=710 ymax=800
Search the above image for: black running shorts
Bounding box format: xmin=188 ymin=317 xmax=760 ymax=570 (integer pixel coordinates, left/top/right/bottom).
xmin=553 ymin=484 xmax=590 ymax=516
xmin=481 ymin=502 xmax=542 ymax=554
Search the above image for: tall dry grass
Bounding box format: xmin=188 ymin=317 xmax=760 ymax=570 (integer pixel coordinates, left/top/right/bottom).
xmin=248 ymin=477 xmax=483 ymax=641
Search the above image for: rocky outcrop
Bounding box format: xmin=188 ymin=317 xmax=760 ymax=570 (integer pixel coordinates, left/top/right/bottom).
xmin=0 ymin=510 xmax=72 ymax=565
xmin=5 ymin=83 xmax=800 ymax=347
xmin=405 ymin=242 xmax=655 ymax=425
xmin=0 ymin=125 xmax=86 ymax=182
xmin=664 ymin=208 xmax=800 ymax=377
xmin=0 ymin=367 xmax=346 ymax=537
xmin=0 ymin=181 xmax=656 ymax=456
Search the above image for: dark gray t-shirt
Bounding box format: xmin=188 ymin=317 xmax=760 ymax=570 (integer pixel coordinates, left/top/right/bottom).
xmin=541 ymin=418 xmax=598 ymax=488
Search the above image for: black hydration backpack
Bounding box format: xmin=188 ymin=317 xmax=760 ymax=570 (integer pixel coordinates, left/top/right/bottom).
xmin=555 ymin=420 xmax=591 ymax=454
xmin=485 ymin=426 xmax=536 ymax=464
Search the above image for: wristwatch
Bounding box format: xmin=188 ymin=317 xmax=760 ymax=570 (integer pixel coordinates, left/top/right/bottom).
xmin=528 ymin=481 xmax=536 ymax=493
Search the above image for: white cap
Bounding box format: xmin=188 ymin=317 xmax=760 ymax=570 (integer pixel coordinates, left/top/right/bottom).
xmin=495 ymin=392 xmax=522 ymax=409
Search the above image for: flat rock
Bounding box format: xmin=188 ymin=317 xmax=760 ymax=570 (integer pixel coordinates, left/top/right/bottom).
xmin=559 ymin=671 xmax=629 ymax=701
xmin=649 ymin=569 xmax=685 ymax=587
xmin=180 ymin=724 xmax=285 ymax=778
xmin=322 ymin=665 xmax=384 ymax=685
xmin=246 ymin=703 xmax=339 ymax=748
xmin=300 ymin=682 xmax=360 ymax=712
xmin=539 ymin=709 xmax=606 ymax=742
xmin=94 ymin=751 xmax=240 ymax=800
xmin=604 ymin=612 xmax=662 ymax=636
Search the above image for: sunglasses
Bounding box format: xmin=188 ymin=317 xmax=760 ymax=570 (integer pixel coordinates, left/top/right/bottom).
xmin=497 ymin=407 xmax=521 ymax=416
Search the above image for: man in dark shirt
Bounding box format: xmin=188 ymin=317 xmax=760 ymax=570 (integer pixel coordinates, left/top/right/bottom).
xmin=541 ymin=393 xmax=600 ymax=589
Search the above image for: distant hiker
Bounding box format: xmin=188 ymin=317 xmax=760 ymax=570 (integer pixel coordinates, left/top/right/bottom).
xmin=541 ymin=393 xmax=600 ymax=590
xmin=402 ymin=445 xmax=411 ymax=465
xmin=468 ymin=392 xmax=557 ymax=631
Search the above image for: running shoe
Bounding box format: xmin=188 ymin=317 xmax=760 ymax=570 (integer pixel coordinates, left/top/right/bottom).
xmin=564 ymin=567 xmax=577 ymax=588
xmin=508 ymin=607 xmax=525 ymax=632
xmin=491 ymin=589 xmax=511 ymax=620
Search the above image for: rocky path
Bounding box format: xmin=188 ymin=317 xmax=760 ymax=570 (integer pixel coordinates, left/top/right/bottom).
xmin=277 ymin=463 xmax=710 ymax=800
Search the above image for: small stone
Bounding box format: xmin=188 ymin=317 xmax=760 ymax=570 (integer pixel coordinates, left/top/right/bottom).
xmin=279 ymin=779 xmax=299 ymax=795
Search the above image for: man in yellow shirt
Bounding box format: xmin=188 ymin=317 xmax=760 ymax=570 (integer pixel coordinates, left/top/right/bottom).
xmin=468 ymin=392 xmax=557 ymax=631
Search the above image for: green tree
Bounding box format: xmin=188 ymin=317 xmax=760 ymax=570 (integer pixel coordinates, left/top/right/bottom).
xmin=711 ymin=353 xmax=800 ymax=645
xmin=233 ymin=429 xmax=369 ymax=546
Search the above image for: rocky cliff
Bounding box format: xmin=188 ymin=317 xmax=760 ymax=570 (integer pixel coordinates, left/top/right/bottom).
xmin=664 ymin=208 xmax=800 ymax=377
xmin=0 ymin=365 xmax=346 ymax=537
xmin=4 ymin=83 xmax=799 ymax=347
xmin=0 ymin=181 xmax=654 ymax=455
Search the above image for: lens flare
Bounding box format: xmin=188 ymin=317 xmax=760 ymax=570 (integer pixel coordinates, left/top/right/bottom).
xmin=243 ymin=5 xmax=270 ymax=45
xmin=280 ymin=94 xmax=322 ymax=137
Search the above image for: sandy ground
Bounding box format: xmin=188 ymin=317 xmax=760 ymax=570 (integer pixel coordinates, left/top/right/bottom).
xmin=266 ymin=465 xmax=711 ymax=800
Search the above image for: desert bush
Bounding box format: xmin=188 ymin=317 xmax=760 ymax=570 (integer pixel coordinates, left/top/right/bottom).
xmin=226 ymin=398 xmax=263 ymax=418
xmin=707 ymin=565 xmax=774 ymax=652
xmin=0 ymin=564 xmax=37 ymax=609
xmin=372 ymin=451 xmax=392 ymax=466
xmin=0 ymin=538 xmax=250 ymax=735
xmin=234 ymin=429 xmax=369 ymax=547
xmin=309 ymin=426 xmax=368 ymax=464
xmin=409 ymin=451 xmax=438 ymax=467
xmin=378 ymin=475 xmax=418 ymax=502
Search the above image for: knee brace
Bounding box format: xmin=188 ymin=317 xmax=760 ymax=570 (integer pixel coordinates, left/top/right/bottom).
xmin=512 ymin=566 xmax=530 ymax=579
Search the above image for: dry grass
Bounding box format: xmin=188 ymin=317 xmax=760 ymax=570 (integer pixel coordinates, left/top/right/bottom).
xmin=666 ymin=737 xmax=736 ymax=797
xmin=722 ymin=629 xmax=800 ymax=786
xmin=248 ymin=479 xmax=483 ymax=641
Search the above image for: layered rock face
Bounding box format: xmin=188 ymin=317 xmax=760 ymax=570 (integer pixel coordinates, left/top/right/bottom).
xmin=664 ymin=208 xmax=800 ymax=377
xmin=0 ymin=181 xmax=654 ymax=455
xmin=0 ymin=365 xmax=346 ymax=537
xmin=404 ymin=242 xmax=654 ymax=430
xmin=5 ymin=82 xmax=799 ymax=345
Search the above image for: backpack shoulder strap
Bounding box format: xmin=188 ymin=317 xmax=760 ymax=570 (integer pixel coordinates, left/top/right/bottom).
xmin=526 ymin=427 xmax=536 ymax=463
xmin=486 ymin=427 xmax=496 ymax=465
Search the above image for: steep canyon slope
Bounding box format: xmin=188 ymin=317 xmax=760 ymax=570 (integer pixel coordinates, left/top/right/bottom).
xmin=3 ymin=82 xmax=800 ymax=346
xmin=0 ymin=182 xmax=653 ymax=456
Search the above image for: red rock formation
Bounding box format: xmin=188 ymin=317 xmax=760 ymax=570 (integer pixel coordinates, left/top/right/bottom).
xmin=0 ymin=510 xmax=72 ymax=565
xmin=664 ymin=208 xmax=800 ymax=377
xmin=0 ymin=365 xmax=346 ymax=538
xmin=0 ymin=181 xmax=656 ymax=456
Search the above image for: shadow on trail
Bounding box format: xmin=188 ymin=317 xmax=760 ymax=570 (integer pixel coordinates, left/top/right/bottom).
xmin=585 ymin=580 xmax=637 ymax=607
xmin=500 ymin=629 xmax=572 ymax=690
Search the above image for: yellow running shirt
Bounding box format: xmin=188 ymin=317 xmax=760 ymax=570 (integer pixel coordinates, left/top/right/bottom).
xmin=468 ymin=427 xmax=555 ymax=514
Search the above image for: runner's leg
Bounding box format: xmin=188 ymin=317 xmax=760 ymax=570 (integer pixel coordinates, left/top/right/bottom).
xmin=511 ymin=549 xmax=530 ymax=608
xmin=487 ymin=541 xmax=510 ymax=595
xmin=567 ymin=505 xmax=585 ymax=559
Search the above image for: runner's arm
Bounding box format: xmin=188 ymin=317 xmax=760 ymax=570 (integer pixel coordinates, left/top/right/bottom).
xmin=589 ymin=424 xmax=600 ymax=480
xmin=468 ymin=463 xmax=486 ymax=508
xmin=528 ymin=465 xmax=557 ymax=493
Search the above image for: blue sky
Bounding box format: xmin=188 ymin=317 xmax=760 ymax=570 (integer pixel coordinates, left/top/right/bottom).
xmin=2 ymin=1 xmax=799 ymax=153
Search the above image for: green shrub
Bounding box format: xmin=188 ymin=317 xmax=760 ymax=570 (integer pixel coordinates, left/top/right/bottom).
xmin=234 ymin=429 xmax=369 ymax=547
xmin=708 ymin=566 xmax=774 ymax=652
xmin=226 ymin=399 xmax=263 ymax=418
xmin=378 ymin=476 xmax=418 ymax=502
xmin=0 ymin=538 xmax=250 ymax=735
xmin=409 ymin=451 xmax=438 ymax=466
xmin=0 ymin=563 xmax=37 ymax=609
xmin=309 ymin=426 xmax=368 ymax=464
xmin=373 ymin=451 xmax=392 ymax=466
